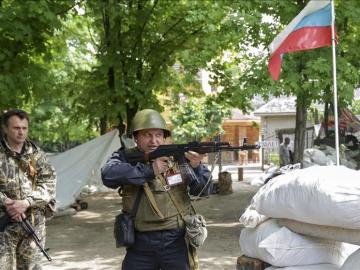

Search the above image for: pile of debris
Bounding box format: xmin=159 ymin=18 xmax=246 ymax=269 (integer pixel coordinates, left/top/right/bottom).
xmin=303 ymin=144 xmax=359 ymax=170
xmin=246 ymin=139 xmax=360 ymax=188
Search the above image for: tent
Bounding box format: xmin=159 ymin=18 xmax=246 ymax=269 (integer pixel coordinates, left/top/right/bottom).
xmin=327 ymin=108 xmax=360 ymax=133
xmin=50 ymin=130 xmax=121 ymax=210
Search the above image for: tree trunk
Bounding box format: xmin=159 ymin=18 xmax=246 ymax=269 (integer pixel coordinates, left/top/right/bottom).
xmin=294 ymin=95 xmax=307 ymax=164
xmin=102 ymin=1 xmax=114 ymax=136
xmin=99 ymin=116 xmax=107 ymax=135
xmin=324 ymin=102 xmax=329 ymax=137
xmin=126 ymin=106 xmax=138 ymax=135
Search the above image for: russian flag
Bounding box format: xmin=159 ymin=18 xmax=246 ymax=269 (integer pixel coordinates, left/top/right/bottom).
xmin=268 ymin=0 xmax=333 ymax=80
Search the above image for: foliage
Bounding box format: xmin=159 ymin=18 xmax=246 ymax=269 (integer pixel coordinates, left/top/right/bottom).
xmin=28 ymin=99 xmax=98 ymax=152
xmin=221 ymin=0 xmax=360 ymax=162
xmin=212 ymin=0 xmax=360 ymax=110
xmin=73 ymin=0 xmax=252 ymax=134
xmin=0 ymin=0 xmax=74 ymax=109
xmin=0 ymin=0 xmax=98 ymax=150
xmin=2 ymin=0 xmax=360 ymax=153
xmin=169 ymin=95 xmax=230 ymax=143
xmin=351 ymin=99 xmax=360 ymax=115
xmin=269 ymin=151 xmax=280 ymax=166
xmin=27 ymin=5 xmax=99 ymax=151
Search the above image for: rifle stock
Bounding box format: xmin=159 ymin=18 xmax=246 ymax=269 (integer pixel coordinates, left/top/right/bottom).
xmin=125 ymin=141 xmax=260 ymax=165
xmin=0 ymin=212 xmax=11 ymax=232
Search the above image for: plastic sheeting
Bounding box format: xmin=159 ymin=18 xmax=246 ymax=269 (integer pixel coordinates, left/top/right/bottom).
xmin=50 ymin=130 xmax=121 ymax=210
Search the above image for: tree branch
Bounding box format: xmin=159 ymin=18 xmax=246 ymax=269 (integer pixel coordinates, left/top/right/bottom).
xmin=131 ymin=0 xmax=158 ymax=56
xmin=87 ymin=24 xmax=100 ymax=51
xmin=53 ymin=0 xmax=86 ymax=16
xmin=145 ymin=25 xmax=204 ymax=89
xmin=144 ymin=15 xmax=186 ymax=60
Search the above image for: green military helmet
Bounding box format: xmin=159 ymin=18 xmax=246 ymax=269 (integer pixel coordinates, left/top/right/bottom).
xmin=130 ymin=109 xmax=171 ymax=137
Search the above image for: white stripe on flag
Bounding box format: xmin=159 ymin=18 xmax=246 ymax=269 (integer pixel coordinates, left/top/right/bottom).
xmin=269 ymin=0 xmax=331 ymax=54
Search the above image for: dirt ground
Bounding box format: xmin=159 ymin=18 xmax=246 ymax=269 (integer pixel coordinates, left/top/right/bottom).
xmin=42 ymin=165 xmax=261 ymax=270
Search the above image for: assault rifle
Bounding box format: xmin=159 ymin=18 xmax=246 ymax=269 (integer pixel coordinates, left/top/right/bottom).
xmin=0 ymin=213 xmax=52 ymax=261
xmin=125 ymin=141 xmax=260 ymax=165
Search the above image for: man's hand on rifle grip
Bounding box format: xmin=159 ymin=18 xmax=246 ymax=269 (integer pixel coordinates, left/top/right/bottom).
xmin=185 ymin=151 xmax=206 ymax=168
xmin=4 ymin=198 xmax=30 ymax=222
xmin=152 ymin=157 xmax=169 ymax=176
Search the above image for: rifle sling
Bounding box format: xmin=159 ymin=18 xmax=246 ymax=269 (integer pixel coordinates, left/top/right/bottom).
xmin=143 ymin=182 xmax=165 ymax=219
xmin=157 ymin=175 xmax=196 ymax=221
xmin=14 ymin=154 xmax=37 ymax=225
xmin=129 ymin=186 xmax=143 ymax=217
xmin=29 ymin=156 xmax=36 ymax=225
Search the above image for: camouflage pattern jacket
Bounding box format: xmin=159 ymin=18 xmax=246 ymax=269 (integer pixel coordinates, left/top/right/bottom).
xmin=0 ymin=139 xmax=56 ymax=222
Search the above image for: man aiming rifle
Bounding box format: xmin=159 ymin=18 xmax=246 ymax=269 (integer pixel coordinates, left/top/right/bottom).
xmin=101 ymin=109 xmax=212 ymax=270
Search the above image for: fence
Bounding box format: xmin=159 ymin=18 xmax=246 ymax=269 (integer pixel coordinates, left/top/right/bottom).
xmin=261 ymin=127 xmax=315 ymax=166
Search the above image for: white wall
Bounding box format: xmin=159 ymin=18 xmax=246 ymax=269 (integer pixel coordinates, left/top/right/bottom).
xmin=260 ymin=115 xmax=313 ymax=164
xmin=262 ymin=116 xmax=294 ymax=139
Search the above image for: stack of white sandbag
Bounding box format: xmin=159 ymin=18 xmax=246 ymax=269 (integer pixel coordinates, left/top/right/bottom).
xmin=264 ymin=248 xmax=360 ymax=270
xmin=246 ymin=163 xmax=301 ymax=187
xmin=239 ymin=165 xmax=360 ymax=269
xmin=240 ymin=219 xmax=347 ymax=268
xmin=265 ymin=265 xmax=340 ymax=270
xmin=341 ymin=248 xmax=360 ymax=269
xmin=244 ymin=165 xmax=279 ymax=186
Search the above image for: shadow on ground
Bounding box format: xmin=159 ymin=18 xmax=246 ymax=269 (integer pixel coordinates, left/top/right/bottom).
xmin=43 ymin=171 xmax=261 ymax=270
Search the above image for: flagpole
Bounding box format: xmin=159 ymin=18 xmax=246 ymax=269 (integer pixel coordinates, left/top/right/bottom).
xmin=331 ymin=0 xmax=340 ymax=166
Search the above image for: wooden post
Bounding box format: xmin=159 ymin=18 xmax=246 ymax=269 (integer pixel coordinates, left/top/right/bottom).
xmin=238 ymin=167 xmax=243 ymax=181
xmin=237 ymin=256 xmax=271 ymax=270
xmin=218 ymin=171 xmax=233 ymax=194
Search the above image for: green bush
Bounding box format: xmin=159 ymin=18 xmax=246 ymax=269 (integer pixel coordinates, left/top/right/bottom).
xmin=269 ymin=151 xmax=280 ymax=166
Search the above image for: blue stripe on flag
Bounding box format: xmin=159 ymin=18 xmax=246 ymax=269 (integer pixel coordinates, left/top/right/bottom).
xmin=293 ymin=3 xmax=331 ymax=31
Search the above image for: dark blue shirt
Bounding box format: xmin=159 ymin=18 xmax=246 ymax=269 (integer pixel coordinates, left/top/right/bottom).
xmin=101 ymin=148 xmax=212 ymax=196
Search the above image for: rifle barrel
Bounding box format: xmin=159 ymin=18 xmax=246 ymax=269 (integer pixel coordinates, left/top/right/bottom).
xmin=22 ymin=219 xmax=52 ymax=261
xmin=125 ymin=141 xmax=260 ymax=165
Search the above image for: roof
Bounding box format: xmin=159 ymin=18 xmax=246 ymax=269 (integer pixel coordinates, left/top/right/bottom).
xmin=254 ymin=96 xmax=296 ymax=116
xmin=227 ymin=108 xmax=260 ymax=121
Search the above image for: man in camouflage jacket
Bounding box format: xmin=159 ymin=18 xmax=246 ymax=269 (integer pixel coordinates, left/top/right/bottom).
xmin=0 ymin=109 xmax=56 ymax=270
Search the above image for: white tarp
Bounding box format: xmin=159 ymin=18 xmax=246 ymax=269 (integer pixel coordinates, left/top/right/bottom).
xmin=50 ymin=130 xmax=121 ymax=210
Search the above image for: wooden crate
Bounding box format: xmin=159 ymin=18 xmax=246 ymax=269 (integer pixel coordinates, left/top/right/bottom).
xmin=236 ymin=256 xmax=271 ymax=270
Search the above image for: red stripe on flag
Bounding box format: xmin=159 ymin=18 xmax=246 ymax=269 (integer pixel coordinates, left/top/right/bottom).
xmin=269 ymin=26 xmax=332 ymax=80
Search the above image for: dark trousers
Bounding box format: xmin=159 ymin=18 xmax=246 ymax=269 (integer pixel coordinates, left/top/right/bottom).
xmin=122 ymin=229 xmax=190 ymax=270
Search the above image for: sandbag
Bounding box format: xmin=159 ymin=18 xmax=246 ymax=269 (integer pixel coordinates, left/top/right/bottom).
xmin=303 ymin=148 xmax=329 ymax=167
xmin=341 ymin=248 xmax=360 ymax=270
xmin=254 ymin=166 xmax=360 ymax=230
xmin=239 ymin=219 xmax=344 ymax=267
xmin=278 ymin=219 xmax=360 ymax=246
xmin=239 ymin=205 xmax=268 ymax=228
